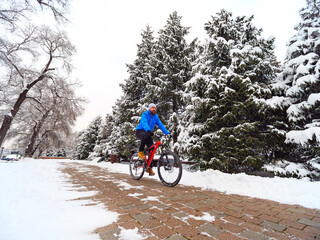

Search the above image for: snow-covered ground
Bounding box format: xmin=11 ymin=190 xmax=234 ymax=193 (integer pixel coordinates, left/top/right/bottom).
xmin=1 ymin=158 xmax=320 ymax=240
xmin=87 ymin=158 xmax=320 ymax=210
xmin=0 ymin=158 xmax=119 ymax=240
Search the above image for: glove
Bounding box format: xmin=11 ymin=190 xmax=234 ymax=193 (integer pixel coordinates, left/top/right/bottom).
xmin=147 ymin=130 xmax=154 ymax=136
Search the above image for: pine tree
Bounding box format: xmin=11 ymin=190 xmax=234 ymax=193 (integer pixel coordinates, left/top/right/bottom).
xmin=275 ymin=0 xmax=320 ymax=161
xmin=73 ymin=116 xmax=102 ymax=160
xmin=89 ymin=114 xmax=115 ymax=160
xmin=148 ymin=11 xmax=194 ymax=153
xmin=108 ymin=26 xmax=156 ymax=159
xmin=110 ymin=98 xmax=138 ymax=159
xmin=183 ymin=10 xmax=279 ymax=172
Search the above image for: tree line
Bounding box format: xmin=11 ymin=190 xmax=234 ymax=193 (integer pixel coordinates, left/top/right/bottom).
xmin=74 ymin=0 xmax=320 ymax=174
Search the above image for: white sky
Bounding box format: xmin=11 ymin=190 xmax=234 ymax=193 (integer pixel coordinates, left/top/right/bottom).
xmin=64 ymin=0 xmax=306 ymax=131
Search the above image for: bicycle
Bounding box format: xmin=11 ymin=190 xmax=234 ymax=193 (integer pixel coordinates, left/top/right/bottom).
xmin=129 ymin=134 xmax=182 ymax=187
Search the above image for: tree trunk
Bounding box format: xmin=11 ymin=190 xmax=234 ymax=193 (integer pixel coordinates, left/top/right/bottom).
xmin=25 ymin=110 xmax=50 ymax=157
xmin=30 ymin=130 xmax=50 ymax=156
xmin=0 ymin=74 xmax=47 ymax=147
xmin=0 ymin=114 xmax=13 ymax=147
xmin=172 ymin=93 xmax=179 ymax=155
xmin=0 ymin=88 xmax=28 ymax=146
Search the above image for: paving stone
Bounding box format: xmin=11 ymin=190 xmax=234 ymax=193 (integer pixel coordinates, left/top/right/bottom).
xmin=150 ymin=225 xmax=176 ymax=239
xmin=258 ymin=214 xmax=281 ymax=223
xmin=120 ymin=204 xmax=136 ymax=210
xmin=260 ymin=220 xmax=287 ymax=232
xmin=170 ymin=195 xmax=183 ymax=201
xmin=132 ymin=213 xmax=153 ymax=222
xmin=285 ymin=227 xmax=319 ymax=240
xmin=175 ymin=225 xmax=201 ymax=238
xmin=185 ymin=202 xmax=202 ymax=209
xmin=204 ymin=199 xmax=219 ymax=204
xmin=99 ymin=228 xmax=121 ymax=240
xmin=223 ymin=215 xmax=244 ymax=225
xmin=162 ymin=218 xmax=185 ymax=228
xmin=226 ymin=205 xmax=243 ymax=212
xmin=279 ymin=219 xmax=305 ymax=230
xmin=137 ymin=203 xmax=153 ymax=210
xmin=298 ymin=218 xmax=320 ymax=228
xmin=208 ymin=210 xmax=226 ymax=218
xmin=287 ymin=207 xmax=306 ymax=214
xmin=154 ymin=203 xmax=168 ymax=209
xmin=240 ymin=229 xmax=269 ymax=240
xmin=152 ymin=212 xmax=172 ymax=220
xmin=117 ymin=214 xmax=133 ymax=223
xmin=220 ymin=222 xmax=245 ymax=233
xmin=186 ymin=218 xmax=206 ymax=227
xmin=241 ymin=222 xmax=265 ymax=232
xmin=166 ymin=234 xmax=187 ymax=240
xmin=304 ymin=226 xmax=320 ymax=234
xmin=117 ymin=220 xmax=141 ymax=229
xmin=140 ymin=218 xmax=163 ymax=229
xmin=216 ymin=232 xmax=245 ymax=240
xmin=262 ymin=230 xmax=293 ymax=240
xmin=197 ymin=223 xmax=223 ymax=237
xmin=172 ymin=211 xmax=189 ymax=219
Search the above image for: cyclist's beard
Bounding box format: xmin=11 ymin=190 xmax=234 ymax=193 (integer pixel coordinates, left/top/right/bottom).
xmin=150 ymin=110 xmax=156 ymax=115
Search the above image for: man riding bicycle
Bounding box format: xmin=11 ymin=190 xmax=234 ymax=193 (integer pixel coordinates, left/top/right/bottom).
xmin=136 ymin=103 xmax=170 ymax=176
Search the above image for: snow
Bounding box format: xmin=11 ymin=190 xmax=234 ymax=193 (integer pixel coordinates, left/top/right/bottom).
xmin=286 ymin=74 xmax=317 ymax=96
xmin=1 ymin=157 xmax=319 ymax=240
xmin=114 ymin=179 xmax=144 ymax=190
xmin=128 ymin=193 xmax=143 ymax=197
xmin=0 ymin=158 xmax=119 ymax=240
xmin=141 ymin=196 xmax=161 ymax=202
xmin=308 ymin=93 xmax=320 ymax=105
xmin=87 ymin=160 xmax=320 ymax=210
xmin=265 ymin=96 xmax=292 ymax=109
xmin=264 ymin=160 xmax=312 ymax=177
xmin=118 ymin=227 xmax=146 ymax=240
xmin=182 ymin=212 xmax=215 ymax=222
xmin=286 ymin=126 xmax=320 ymax=145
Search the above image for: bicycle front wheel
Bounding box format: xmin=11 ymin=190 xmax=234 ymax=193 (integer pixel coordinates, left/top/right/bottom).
xmin=157 ymin=151 xmax=182 ymax=187
xmin=129 ymin=153 xmax=145 ymax=180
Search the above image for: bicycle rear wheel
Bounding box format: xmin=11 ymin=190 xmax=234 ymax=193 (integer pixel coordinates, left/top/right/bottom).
xmin=129 ymin=153 xmax=145 ymax=180
xmin=157 ymin=151 xmax=182 ymax=187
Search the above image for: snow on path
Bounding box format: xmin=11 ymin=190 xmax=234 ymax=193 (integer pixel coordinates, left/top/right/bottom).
xmin=0 ymin=159 xmax=118 ymax=240
xmin=86 ymin=158 xmax=320 ymax=210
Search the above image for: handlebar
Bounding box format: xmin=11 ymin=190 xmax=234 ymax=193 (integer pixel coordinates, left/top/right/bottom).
xmin=154 ymin=133 xmax=172 ymax=141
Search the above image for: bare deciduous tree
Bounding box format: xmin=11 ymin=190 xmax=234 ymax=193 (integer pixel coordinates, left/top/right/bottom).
xmin=8 ymin=77 xmax=85 ymax=156
xmin=0 ymin=0 xmax=70 ymax=28
xmin=0 ymin=25 xmax=75 ymax=146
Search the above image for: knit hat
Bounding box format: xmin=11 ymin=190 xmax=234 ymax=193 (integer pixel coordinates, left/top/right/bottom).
xmin=148 ymin=103 xmax=156 ymax=109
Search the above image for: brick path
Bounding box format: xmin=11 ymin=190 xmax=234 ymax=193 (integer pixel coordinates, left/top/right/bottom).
xmin=59 ymin=162 xmax=320 ymax=240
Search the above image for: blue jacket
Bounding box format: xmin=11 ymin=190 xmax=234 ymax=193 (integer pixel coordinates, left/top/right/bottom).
xmin=136 ymin=110 xmax=170 ymax=135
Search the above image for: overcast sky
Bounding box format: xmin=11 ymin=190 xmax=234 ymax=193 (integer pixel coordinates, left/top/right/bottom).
xmin=63 ymin=0 xmax=306 ymax=131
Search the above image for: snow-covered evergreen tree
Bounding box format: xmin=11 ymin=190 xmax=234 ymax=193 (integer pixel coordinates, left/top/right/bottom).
xmin=88 ymin=114 xmax=115 ymax=160
xmin=275 ymin=0 xmax=320 ymax=160
xmin=182 ymin=10 xmax=279 ymax=172
xmin=73 ymin=116 xmax=102 ymax=160
xmin=109 ymin=99 xmax=138 ymax=160
xmin=107 ymin=26 xmax=156 ymax=159
xmin=148 ymin=11 xmax=194 ymax=153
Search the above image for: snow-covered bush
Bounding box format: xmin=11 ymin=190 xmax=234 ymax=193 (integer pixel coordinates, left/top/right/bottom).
xmin=263 ymin=157 xmax=320 ymax=181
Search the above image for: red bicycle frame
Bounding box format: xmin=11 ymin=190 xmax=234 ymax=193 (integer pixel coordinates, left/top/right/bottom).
xmin=145 ymin=140 xmax=162 ymax=168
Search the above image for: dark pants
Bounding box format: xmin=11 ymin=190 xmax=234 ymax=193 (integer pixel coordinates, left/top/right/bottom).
xmin=136 ymin=130 xmax=153 ymax=152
